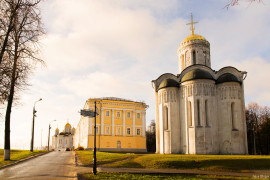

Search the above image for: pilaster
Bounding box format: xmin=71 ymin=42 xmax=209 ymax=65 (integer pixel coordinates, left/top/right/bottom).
xmin=112 ymin=109 xmax=115 ymax=136
xmin=123 ymin=110 xmax=126 ymax=136
xmin=101 ymin=108 xmax=104 ymax=135
xmin=133 ymin=110 xmax=135 ymax=136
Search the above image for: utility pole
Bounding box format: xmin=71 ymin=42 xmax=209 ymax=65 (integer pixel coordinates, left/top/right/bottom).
xmin=48 ymin=124 xmax=51 ymax=151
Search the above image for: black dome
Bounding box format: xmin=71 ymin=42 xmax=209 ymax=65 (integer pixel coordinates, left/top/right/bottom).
xmin=158 ymin=79 xmax=179 ymax=90
xmin=181 ymin=69 xmax=214 ymax=83
xmin=216 ymin=73 xmax=241 ymax=84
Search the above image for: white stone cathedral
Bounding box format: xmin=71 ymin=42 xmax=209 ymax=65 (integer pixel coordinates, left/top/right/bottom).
xmin=152 ymin=15 xmax=248 ymax=155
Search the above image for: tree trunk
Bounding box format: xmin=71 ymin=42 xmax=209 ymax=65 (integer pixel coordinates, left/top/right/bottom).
xmin=4 ymin=49 xmax=18 ymax=160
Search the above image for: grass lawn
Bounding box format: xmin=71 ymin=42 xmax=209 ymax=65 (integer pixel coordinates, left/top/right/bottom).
xmin=77 ymin=172 xmax=255 ymax=180
xmin=130 ymin=154 xmax=270 ymax=171
xmin=76 ymin=151 xmax=138 ymax=166
xmin=77 ymin=151 xmax=270 ymax=171
xmin=0 ymin=149 xmax=46 ymax=167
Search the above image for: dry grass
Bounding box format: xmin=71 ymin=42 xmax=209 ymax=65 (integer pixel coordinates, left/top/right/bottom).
xmin=78 ymin=172 xmax=254 ymax=180
xmin=0 ymin=149 xmax=45 ymax=167
xmin=108 ymin=154 xmax=270 ymax=171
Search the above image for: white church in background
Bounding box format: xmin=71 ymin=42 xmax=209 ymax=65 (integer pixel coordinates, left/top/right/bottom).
xmin=152 ymin=15 xmax=248 ymax=155
xmin=52 ymin=123 xmax=75 ymax=151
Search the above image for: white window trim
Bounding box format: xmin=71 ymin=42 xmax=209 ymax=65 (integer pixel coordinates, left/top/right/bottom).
xmin=105 ymin=110 xmax=110 ymax=117
xmin=136 ymin=128 xmax=141 ymax=135
xmin=116 ymin=127 xmax=121 ymax=135
xmin=116 ymin=111 xmax=121 ymax=117
xmin=127 ymin=127 xmax=131 ymax=135
xmin=105 ymin=126 xmax=110 ymax=134
xmin=127 ymin=112 xmax=131 ymax=118
xmin=137 ymin=112 xmax=141 ymax=119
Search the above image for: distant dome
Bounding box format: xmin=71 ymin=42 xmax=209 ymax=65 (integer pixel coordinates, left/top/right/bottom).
xmin=181 ymin=34 xmax=207 ymax=44
xmin=216 ymin=73 xmax=241 ymax=84
xmin=65 ymin=123 xmax=71 ymax=128
xmin=158 ymin=79 xmax=179 ymax=90
xmin=181 ymin=69 xmax=214 ymax=83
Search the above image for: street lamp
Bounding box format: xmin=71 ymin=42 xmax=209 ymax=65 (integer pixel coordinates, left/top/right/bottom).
xmin=48 ymin=120 xmax=56 ymax=151
xmin=30 ymin=98 xmax=42 ymax=152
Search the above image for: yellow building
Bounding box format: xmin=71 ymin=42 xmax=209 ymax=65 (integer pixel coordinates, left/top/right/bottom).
xmin=74 ymin=97 xmax=148 ymax=152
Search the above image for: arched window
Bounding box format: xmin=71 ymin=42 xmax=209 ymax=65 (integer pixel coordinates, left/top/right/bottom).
xmin=205 ymin=100 xmax=209 ymax=126
xmin=203 ymin=51 xmax=207 ymax=65
xmin=231 ymin=102 xmax=236 ymax=130
xmin=188 ymin=101 xmax=192 ymax=127
xmin=181 ymin=54 xmax=185 ymax=70
xmin=193 ymin=50 xmax=196 ymax=64
xmin=197 ymin=100 xmax=201 ymax=126
xmin=164 ymin=106 xmax=168 ymax=130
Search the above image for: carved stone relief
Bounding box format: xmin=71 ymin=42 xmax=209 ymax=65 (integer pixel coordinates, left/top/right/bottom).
xmin=182 ymin=83 xmax=215 ymax=98
xmin=218 ymin=86 xmax=241 ymax=100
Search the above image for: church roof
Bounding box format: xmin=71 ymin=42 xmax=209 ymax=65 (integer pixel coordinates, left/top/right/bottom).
xmin=181 ymin=69 xmax=214 ymax=83
xmin=216 ymin=73 xmax=241 ymax=84
xmin=65 ymin=123 xmax=71 ymax=128
xmin=181 ymin=34 xmax=207 ymax=44
xmin=158 ymin=79 xmax=179 ymax=90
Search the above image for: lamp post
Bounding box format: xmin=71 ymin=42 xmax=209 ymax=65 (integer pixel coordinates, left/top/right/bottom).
xmin=30 ymin=98 xmax=42 ymax=152
xmin=48 ymin=120 xmax=56 ymax=151
xmin=80 ymin=101 xmax=99 ymax=175
xmin=93 ymin=101 xmax=97 ymax=175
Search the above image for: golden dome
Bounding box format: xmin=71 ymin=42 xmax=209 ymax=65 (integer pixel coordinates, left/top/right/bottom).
xmin=65 ymin=123 xmax=71 ymax=128
xmin=56 ymin=128 xmax=59 ymax=131
xmin=181 ymin=34 xmax=206 ymax=44
xmin=72 ymin=127 xmax=75 ymax=130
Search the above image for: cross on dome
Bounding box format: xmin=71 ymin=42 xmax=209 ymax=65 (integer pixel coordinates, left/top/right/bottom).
xmin=186 ymin=13 xmax=198 ymax=35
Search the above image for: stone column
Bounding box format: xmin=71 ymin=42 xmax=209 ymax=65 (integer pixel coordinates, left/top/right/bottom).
xmin=112 ymin=109 xmax=114 ymax=136
xmin=123 ymin=110 xmax=125 ymax=136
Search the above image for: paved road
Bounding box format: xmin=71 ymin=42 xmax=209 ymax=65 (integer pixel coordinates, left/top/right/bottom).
xmin=0 ymin=151 xmax=89 ymax=180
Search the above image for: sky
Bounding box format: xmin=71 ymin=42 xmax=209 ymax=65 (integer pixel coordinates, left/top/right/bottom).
xmin=0 ymin=0 xmax=270 ymax=150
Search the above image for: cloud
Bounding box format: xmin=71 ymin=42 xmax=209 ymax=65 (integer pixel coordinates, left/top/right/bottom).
xmin=1 ymin=0 xmax=270 ymax=149
xmin=220 ymin=57 xmax=270 ymax=106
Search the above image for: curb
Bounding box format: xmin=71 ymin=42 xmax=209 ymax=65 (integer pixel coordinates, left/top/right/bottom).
xmin=75 ymin=152 xmax=90 ymax=167
xmin=0 ymin=151 xmax=51 ymax=170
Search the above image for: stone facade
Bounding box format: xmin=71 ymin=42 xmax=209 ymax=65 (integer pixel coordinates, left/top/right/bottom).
xmin=152 ymin=31 xmax=248 ymax=155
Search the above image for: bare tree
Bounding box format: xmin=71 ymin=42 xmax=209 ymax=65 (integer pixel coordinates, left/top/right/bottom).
xmin=246 ymin=102 xmax=270 ymax=155
xmin=225 ymin=0 xmax=263 ymax=9
xmin=146 ymin=120 xmax=156 ymax=152
xmin=3 ymin=0 xmax=44 ymax=160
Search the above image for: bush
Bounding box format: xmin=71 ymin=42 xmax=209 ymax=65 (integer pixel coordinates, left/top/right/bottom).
xmin=75 ymin=146 xmax=85 ymax=151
